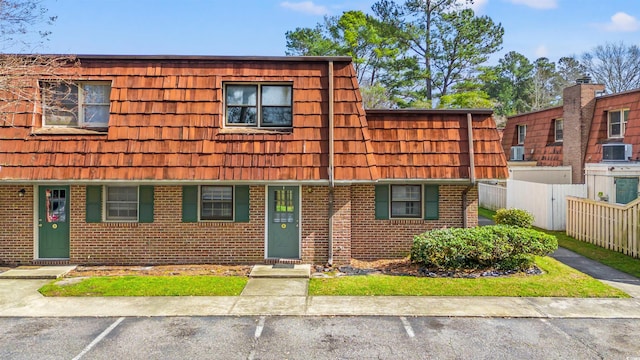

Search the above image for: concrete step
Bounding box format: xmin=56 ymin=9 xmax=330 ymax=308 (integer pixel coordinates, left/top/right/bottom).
xmin=249 ymin=264 xmax=311 ymax=278
xmin=0 ymin=265 xmax=77 ymax=279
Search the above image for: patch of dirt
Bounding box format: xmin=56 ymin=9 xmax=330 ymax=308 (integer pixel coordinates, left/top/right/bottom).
xmin=67 ymin=264 xmax=252 ymax=277
xmin=64 ymin=258 xmax=540 ymax=278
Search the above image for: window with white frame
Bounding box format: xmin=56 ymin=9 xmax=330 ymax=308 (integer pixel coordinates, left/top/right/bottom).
xmin=517 ymin=125 xmax=526 ymax=145
xmin=608 ymin=109 xmax=629 ymax=138
xmin=42 ymin=81 xmax=111 ymax=128
xmin=225 ymin=83 xmax=292 ymax=127
xmin=554 ymin=119 xmax=563 ymax=142
xmin=391 ymin=185 xmax=422 ymax=218
xmin=200 ymin=186 xmax=233 ymax=221
xmin=105 ymin=186 xmax=138 ymax=221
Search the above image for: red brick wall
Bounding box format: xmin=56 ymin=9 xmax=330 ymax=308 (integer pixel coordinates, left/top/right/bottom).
xmin=70 ymin=185 xmax=266 ymax=265
xmin=0 ymin=184 xmax=475 ymax=265
xmin=0 ymin=185 xmax=34 ymax=264
xmin=301 ymin=186 xmax=329 ymax=263
xmin=350 ymin=184 xmax=478 ymax=260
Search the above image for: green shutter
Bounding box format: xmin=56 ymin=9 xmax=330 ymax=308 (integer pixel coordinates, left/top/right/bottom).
xmin=374 ymin=185 xmax=389 ymax=220
xmin=139 ymin=186 xmax=154 ymax=223
xmin=182 ymin=186 xmax=198 ymax=222
xmin=235 ymin=185 xmax=250 ymax=222
xmin=86 ymin=186 xmax=102 ymax=223
xmin=424 ymin=185 xmax=439 ymax=220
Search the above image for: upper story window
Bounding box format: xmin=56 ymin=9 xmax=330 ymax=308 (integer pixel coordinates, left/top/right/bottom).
xmin=42 ymin=81 xmax=111 ymax=128
xmin=608 ymin=109 xmax=629 ymax=138
xmin=554 ymin=119 xmax=563 ymax=142
xmin=225 ymin=83 xmax=292 ymax=128
xmin=517 ymin=124 xmax=526 ymax=145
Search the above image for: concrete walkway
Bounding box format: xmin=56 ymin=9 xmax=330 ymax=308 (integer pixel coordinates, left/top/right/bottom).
xmin=1 ymin=248 xmax=640 ymax=318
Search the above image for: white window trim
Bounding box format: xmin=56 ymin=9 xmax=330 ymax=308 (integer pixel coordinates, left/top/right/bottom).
xmin=389 ymin=184 xmax=423 ymax=219
xmin=517 ymin=125 xmax=526 ymax=145
xmin=199 ymin=185 xmax=235 ymax=222
xmin=42 ymin=81 xmax=111 ymax=128
xmin=608 ymin=109 xmax=629 ymax=139
xmin=554 ymin=119 xmax=563 ymax=142
xmin=104 ymin=185 xmax=139 ymax=222
xmin=223 ymin=82 xmax=293 ymax=128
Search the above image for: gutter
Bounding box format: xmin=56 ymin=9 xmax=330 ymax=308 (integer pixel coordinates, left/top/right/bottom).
xmin=462 ymin=113 xmax=476 ymax=228
xmin=327 ymin=61 xmax=335 ymax=266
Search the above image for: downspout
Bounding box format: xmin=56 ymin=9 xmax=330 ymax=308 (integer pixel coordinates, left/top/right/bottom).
xmin=462 ymin=113 xmax=476 ymax=228
xmin=327 ymin=61 xmax=335 ymax=266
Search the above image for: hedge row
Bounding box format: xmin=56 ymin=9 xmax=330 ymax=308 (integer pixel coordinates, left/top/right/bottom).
xmin=410 ymin=225 xmax=558 ymax=271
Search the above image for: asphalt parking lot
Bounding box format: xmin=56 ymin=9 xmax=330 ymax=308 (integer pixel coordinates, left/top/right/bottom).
xmin=2 ymin=316 xmax=639 ymax=359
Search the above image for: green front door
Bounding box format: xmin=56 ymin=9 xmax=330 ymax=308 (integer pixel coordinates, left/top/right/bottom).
xmin=616 ymin=177 xmax=639 ymax=204
xmin=38 ymin=186 xmax=70 ymax=258
xmin=267 ymin=186 xmax=299 ymax=259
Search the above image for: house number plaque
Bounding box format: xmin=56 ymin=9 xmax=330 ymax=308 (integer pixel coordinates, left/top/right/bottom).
xmin=281 ymin=224 xmax=286 ymax=229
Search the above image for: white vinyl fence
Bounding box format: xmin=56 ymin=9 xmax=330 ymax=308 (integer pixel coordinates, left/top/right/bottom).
xmin=478 ymin=183 xmax=506 ymax=211
xmin=506 ymin=180 xmax=587 ymax=231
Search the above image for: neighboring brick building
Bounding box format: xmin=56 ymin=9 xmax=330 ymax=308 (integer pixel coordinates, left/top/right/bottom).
xmin=0 ymin=55 xmax=507 ymax=266
xmin=503 ymin=82 xmax=640 ymax=204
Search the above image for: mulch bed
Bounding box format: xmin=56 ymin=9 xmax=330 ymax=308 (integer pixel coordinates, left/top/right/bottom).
xmin=64 ymin=258 xmax=541 ymax=278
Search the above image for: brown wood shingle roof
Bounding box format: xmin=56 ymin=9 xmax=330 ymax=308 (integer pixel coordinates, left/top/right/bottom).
xmin=0 ymin=55 xmax=507 ymax=183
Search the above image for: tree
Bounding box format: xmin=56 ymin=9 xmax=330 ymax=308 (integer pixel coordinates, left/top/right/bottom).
xmin=531 ymin=57 xmax=559 ymax=110
xmin=432 ymin=8 xmax=503 ymax=97
xmin=556 ymin=56 xmax=587 ymax=89
xmin=582 ymin=42 xmax=640 ymax=93
xmin=284 ymin=25 xmax=339 ymax=57
xmin=285 ymin=11 xmax=399 ymax=106
xmin=372 ymin=0 xmax=503 ymax=106
xmin=1 ymin=0 xmax=77 ymax=127
xmin=481 ymin=51 xmax=534 ymax=116
xmin=1 ymin=0 xmax=55 ymax=51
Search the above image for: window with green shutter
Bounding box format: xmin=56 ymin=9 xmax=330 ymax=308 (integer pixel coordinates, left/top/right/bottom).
xmin=423 ymin=185 xmax=439 ymax=220
xmin=182 ymin=185 xmax=250 ymax=223
xmin=374 ymin=185 xmax=389 ymax=220
xmin=375 ymin=184 xmax=439 ymax=220
xmin=86 ymin=186 xmax=102 ymax=223
xmin=85 ymin=185 xmax=154 ymax=223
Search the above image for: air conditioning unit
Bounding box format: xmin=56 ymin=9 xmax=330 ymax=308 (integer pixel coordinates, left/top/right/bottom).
xmin=602 ymin=143 xmax=632 ymax=161
xmin=510 ymin=146 xmax=525 ymax=161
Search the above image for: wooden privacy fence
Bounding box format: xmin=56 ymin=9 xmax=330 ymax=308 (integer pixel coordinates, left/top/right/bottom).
xmin=566 ymin=197 xmax=640 ymax=258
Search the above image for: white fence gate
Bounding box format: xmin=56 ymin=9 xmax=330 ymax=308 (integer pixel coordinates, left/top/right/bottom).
xmin=506 ymin=180 xmax=587 ymax=231
xmin=478 ymin=183 xmax=506 ymax=210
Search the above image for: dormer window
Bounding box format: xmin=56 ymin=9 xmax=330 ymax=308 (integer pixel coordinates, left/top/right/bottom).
xmin=225 ymin=83 xmax=292 ymax=128
xmin=41 ymin=81 xmax=111 ymax=128
xmin=554 ymin=119 xmax=563 ymax=142
xmin=608 ymin=109 xmax=629 ymax=138
xmin=517 ymin=124 xmax=526 ymax=145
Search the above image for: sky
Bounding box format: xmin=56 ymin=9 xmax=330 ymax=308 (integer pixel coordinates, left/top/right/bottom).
xmin=9 ymin=0 xmax=640 ymax=64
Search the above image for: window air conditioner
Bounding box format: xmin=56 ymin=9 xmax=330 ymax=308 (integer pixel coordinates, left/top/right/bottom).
xmin=510 ymin=146 xmax=525 ymax=161
xmin=602 ymin=143 xmax=632 ymax=161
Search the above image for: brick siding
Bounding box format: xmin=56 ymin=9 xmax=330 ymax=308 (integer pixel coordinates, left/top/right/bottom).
xmin=0 ymin=184 xmax=477 ymax=265
xmin=350 ymin=184 xmax=478 ymax=260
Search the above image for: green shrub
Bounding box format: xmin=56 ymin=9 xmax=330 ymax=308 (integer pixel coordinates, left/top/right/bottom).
xmin=410 ymin=225 xmax=557 ymax=271
xmin=494 ymin=208 xmax=534 ymax=228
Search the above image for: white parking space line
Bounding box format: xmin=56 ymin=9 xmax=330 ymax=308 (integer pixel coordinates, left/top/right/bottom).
xmin=255 ymin=316 xmax=266 ymax=339
xmin=400 ymin=317 xmax=415 ymax=338
xmin=72 ymin=317 xmax=125 ymax=360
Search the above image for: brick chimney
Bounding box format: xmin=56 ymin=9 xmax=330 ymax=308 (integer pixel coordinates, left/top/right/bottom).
xmin=562 ymin=82 xmax=605 ymax=184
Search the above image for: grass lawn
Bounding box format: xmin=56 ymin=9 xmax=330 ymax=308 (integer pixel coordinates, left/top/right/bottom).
xmin=38 ymin=207 xmax=637 ymax=298
xmin=309 ymin=256 xmax=628 ymax=297
xmin=39 ymin=275 xmax=247 ymax=297
xmin=479 ymin=207 xmax=640 ymax=279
